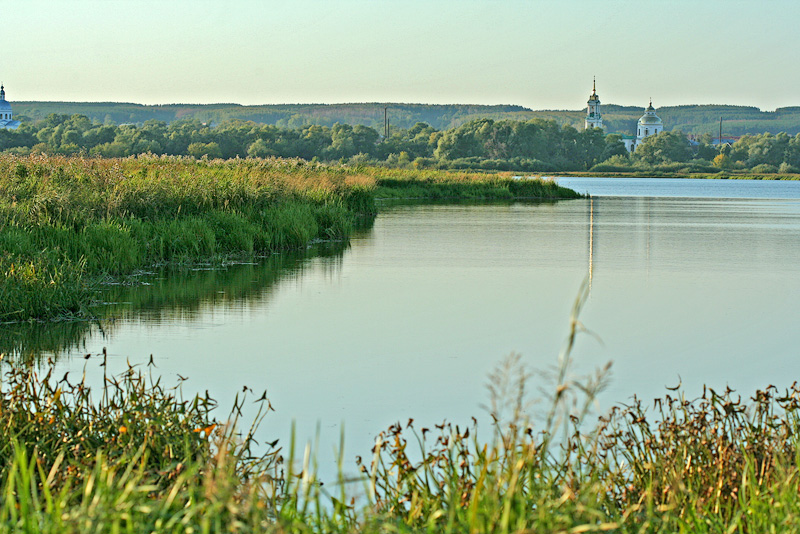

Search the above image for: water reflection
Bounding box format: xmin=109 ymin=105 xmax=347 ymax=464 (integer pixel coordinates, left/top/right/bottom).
xmin=0 ymin=241 xmax=351 ymax=362
xmin=4 ymin=194 xmax=800 ymax=483
xmin=0 ymin=321 xmax=100 ymax=363
xmin=105 ymin=242 xmax=349 ymax=324
xmin=585 ymin=197 xmax=800 ymax=275
xmin=588 ymin=198 xmax=594 ymax=290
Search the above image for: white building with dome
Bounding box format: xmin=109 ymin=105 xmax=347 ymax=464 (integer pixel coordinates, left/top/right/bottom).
xmin=584 ymin=78 xmax=603 ymax=131
xmin=583 ymin=81 xmax=664 ymax=152
xmin=0 ymin=85 xmax=20 ymax=130
xmin=621 ymin=99 xmax=663 ymax=152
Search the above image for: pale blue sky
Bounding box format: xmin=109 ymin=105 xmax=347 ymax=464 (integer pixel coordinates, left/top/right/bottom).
xmin=3 ymin=0 xmax=797 ymax=110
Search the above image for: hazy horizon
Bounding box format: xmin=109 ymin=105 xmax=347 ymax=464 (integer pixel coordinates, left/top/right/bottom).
xmin=11 ymin=100 xmax=792 ymax=114
xmin=4 ymin=0 xmax=797 ymax=112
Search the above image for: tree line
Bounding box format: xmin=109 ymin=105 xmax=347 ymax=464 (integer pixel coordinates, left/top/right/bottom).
xmin=15 ymin=101 xmax=800 ymax=136
xmin=2 ymin=112 xmax=800 ymax=173
xmin=0 ymin=113 xmax=617 ymax=170
xmin=12 ymin=103 xmax=527 ymax=132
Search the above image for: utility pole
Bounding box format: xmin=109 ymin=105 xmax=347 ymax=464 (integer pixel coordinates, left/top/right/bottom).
xmin=719 ymin=117 xmax=723 ymax=147
xmin=384 ymin=107 xmax=388 ymax=140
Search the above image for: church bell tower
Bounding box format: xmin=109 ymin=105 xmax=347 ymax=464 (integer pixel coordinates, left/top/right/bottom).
xmin=585 ymin=78 xmax=603 ymax=131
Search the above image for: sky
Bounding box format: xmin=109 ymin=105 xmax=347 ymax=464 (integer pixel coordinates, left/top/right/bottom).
xmin=2 ymin=0 xmax=798 ymax=111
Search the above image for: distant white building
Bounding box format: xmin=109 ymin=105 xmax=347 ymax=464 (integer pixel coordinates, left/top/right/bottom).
xmin=584 ymin=78 xmax=603 ymax=131
xmin=621 ymin=100 xmax=663 ymax=152
xmin=583 ymin=81 xmax=664 ymax=152
xmin=0 ymin=85 xmax=20 ymax=130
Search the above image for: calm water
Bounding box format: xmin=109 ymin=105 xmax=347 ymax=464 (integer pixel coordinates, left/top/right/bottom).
xmin=6 ymin=177 xmax=800 ymax=476
xmin=555 ymin=176 xmax=800 ymax=199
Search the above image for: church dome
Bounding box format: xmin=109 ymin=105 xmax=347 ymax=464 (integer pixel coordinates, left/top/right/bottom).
xmin=639 ymin=114 xmax=662 ymax=125
xmin=638 ymin=99 xmax=662 ymax=126
xmin=0 ymin=85 xmax=11 ymax=110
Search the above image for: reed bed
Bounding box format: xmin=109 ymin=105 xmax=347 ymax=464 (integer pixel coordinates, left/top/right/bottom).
xmin=360 ymin=376 xmax=800 ymax=533
xmin=0 ymin=155 xmax=373 ymax=322
xmin=0 ymin=155 xmax=579 ymax=322
xmin=3 ymin=366 xmax=799 ymax=533
xmin=370 ymin=168 xmax=582 ymax=200
xmin=3 ymin=283 xmax=800 ymax=532
xmin=3 ymin=156 xmax=795 ymax=532
xmin=355 ymin=285 xmax=800 ymax=532
xmin=0 ymin=358 xmax=287 ymax=533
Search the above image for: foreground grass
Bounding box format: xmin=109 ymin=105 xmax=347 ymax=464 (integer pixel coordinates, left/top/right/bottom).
xmin=0 ymin=155 xmax=579 ymax=322
xmin=3 ymin=286 xmax=800 ymax=532
xmin=0 ymin=359 xmax=286 ymax=533
xmin=3 ymin=354 xmax=800 ymax=532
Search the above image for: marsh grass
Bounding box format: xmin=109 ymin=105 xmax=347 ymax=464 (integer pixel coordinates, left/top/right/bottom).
xmin=352 ymin=281 xmax=800 ymax=533
xmin=3 ymin=279 xmax=800 ymax=531
xmin=0 ymin=357 xmax=287 ymax=532
xmin=0 ymin=155 xmax=375 ymax=322
xmin=0 ymin=155 xmax=579 ymax=322
xmin=2 ymin=153 xmax=797 ymax=531
xmin=372 ymin=169 xmax=582 ymax=200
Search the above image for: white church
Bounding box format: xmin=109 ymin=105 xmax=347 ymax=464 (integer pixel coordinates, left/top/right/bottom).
xmin=0 ymin=85 xmax=20 ymax=130
xmin=584 ymin=80 xmax=662 ymax=152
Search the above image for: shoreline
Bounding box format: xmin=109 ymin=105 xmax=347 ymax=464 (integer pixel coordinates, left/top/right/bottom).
xmin=0 ymin=156 xmax=582 ymax=323
xmin=542 ymin=170 xmax=800 ymax=180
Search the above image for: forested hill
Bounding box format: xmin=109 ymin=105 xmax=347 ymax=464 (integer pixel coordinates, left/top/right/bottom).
xmin=11 ymin=102 xmax=529 ymax=131
xmin=444 ymin=104 xmax=800 ymax=137
xmin=11 ymin=101 xmax=800 ymax=136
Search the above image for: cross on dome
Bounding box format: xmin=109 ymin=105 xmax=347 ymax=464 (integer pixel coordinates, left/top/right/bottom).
xmin=0 ymin=83 xmax=19 ymax=130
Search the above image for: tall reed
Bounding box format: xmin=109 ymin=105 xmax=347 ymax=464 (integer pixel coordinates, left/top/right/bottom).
xmin=0 ymin=155 xmax=579 ymax=322
xmin=0 ymin=155 xmax=376 ymax=322
xmin=2 ymin=280 xmax=800 ymax=531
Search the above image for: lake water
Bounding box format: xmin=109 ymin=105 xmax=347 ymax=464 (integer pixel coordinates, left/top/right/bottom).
xmin=6 ymin=177 xmax=800 ymax=477
xmin=554 ymin=176 xmax=800 ymax=199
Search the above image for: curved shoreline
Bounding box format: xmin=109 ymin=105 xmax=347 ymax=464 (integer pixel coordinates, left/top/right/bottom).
xmin=0 ymin=156 xmax=582 ymax=322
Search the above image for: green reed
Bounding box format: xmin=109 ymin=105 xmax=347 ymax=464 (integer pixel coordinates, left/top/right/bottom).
xmin=351 ymin=282 xmax=800 ymax=533
xmin=0 ymin=358 xmax=289 ymax=533
xmin=0 ymin=155 xmax=579 ymax=322
xmin=0 ymin=155 xmax=375 ymax=322
xmin=4 ymin=155 xmax=798 ymax=531
xmin=3 ymin=282 xmax=800 ymax=532
xmin=372 ymin=169 xmax=582 ymax=200
xmin=352 ymin=281 xmax=800 ymax=533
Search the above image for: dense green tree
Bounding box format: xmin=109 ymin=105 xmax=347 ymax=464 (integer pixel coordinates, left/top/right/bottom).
xmin=247 ymin=139 xmax=276 ymax=158
xmin=187 ymin=142 xmax=222 ymax=159
xmin=634 ymin=131 xmax=692 ymax=165
xmin=599 ymin=133 xmax=628 ymax=162
xmin=741 ymin=132 xmax=790 ymax=167
xmin=2 ymin=110 xmax=800 ymax=173
xmin=785 ymin=134 xmax=800 ymax=168
xmin=82 ymin=125 xmax=117 ymax=147
xmin=326 ymin=123 xmax=379 ymax=159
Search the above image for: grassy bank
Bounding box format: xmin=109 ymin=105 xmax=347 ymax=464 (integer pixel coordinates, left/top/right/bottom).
xmin=0 ymin=243 xmax=352 ymax=360
xmin=0 ymin=155 xmax=580 ymax=322
xmin=0 ymin=156 xmax=377 ymax=322
xmin=371 ymin=168 xmax=583 ymax=200
xmin=3 ymin=343 xmax=800 ymax=532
